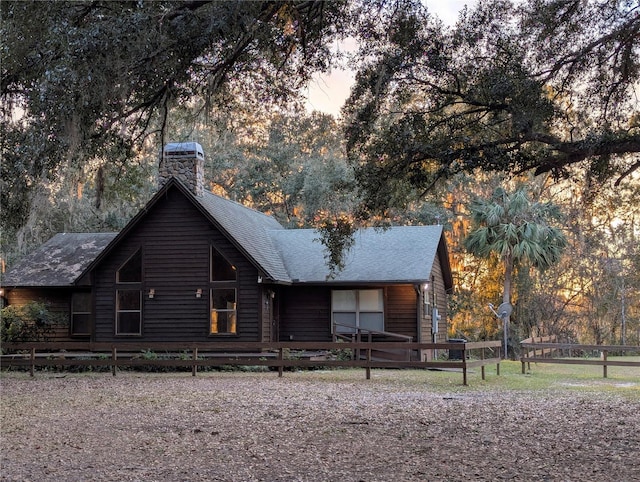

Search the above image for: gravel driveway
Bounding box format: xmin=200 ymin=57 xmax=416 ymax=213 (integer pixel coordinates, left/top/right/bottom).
xmin=1 ymin=370 xmax=638 ymax=481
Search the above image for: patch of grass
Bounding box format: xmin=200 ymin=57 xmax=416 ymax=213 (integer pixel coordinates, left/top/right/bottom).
xmin=2 ymin=357 xmax=637 ymax=399
xmin=286 ymin=358 xmax=639 ymax=398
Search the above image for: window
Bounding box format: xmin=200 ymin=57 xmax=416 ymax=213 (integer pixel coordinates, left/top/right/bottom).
xmin=211 ymin=248 xmax=237 ymax=281
xmin=117 ymin=250 xmax=142 ymax=283
xmin=116 ymin=290 xmax=142 ymax=335
xmin=210 ymin=288 xmax=237 ymax=334
xmin=332 ymin=289 xmax=384 ymax=334
xmin=210 ymin=247 xmax=237 ymax=335
xmin=71 ymin=292 xmax=91 ymax=336
xmin=116 ymin=249 xmax=142 ymax=335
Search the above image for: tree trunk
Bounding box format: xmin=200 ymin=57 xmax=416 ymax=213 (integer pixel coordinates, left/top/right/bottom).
xmin=503 ymin=253 xmax=513 ymax=359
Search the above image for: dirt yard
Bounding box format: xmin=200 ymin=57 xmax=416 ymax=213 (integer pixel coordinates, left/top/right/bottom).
xmin=1 ymin=370 xmax=638 ymax=481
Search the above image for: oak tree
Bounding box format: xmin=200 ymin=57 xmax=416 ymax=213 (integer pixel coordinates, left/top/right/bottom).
xmin=344 ymin=0 xmax=640 ymax=219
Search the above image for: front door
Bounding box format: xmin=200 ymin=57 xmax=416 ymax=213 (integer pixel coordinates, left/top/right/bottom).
xmin=261 ymin=289 xmax=279 ymax=342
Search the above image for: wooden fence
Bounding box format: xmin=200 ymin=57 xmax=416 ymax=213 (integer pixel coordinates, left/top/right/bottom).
xmin=520 ymin=337 xmax=640 ymax=378
xmin=1 ymin=340 xmax=502 ymax=386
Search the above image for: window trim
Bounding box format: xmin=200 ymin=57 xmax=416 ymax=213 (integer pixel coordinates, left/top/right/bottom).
xmin=210 ymin=287 xmax=237 ymax=335
xmin=70 ymin=291 xmax=92 ymax=336
xmin=115 ymin=248 xmax=143 ymax=337
xmin=209 ymin=246 xmax=238 ymax=336
xmin=115 ymin=289 xmax=142 ymax=336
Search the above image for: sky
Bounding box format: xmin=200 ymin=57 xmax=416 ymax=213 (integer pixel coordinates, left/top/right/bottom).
xmin=305 ymin=1 xmax=474 ymax=117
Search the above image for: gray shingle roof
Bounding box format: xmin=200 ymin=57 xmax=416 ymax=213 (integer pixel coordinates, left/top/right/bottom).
xmin=1 ymin=180 xmax=446 ymax=288
xmin=195 ymin=190 xmax=291 ymax=282
xmin=268 ymin=225 xmax=444 ymax=283
xmin=2 ymin=233 xmax=117 ymax=287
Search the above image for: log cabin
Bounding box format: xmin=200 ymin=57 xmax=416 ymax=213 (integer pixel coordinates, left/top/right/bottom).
xmin=1 ymin=143 xmax=453 ymax=359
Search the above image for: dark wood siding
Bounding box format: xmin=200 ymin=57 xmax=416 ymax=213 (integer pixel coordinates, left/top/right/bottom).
xmin=4 ymin=288 xmax=81 ymax=342
xmin=92 ymin=187 xmax=260 ymax=343
xmin=432 ymin=255 xmax=448 ymax=343
xmin=279 ymin=284 xmax=419 ymax=342
xmin=278 ymin=286 xmax=332 ymax=341
xmin=385 ymin=285 xmax=418 ymax=339
xmin=419 ymin=256 xmax=448 ymax=344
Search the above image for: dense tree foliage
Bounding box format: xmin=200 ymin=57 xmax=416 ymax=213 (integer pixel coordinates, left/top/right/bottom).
xmin=343 ymin=0 xmax=640 ymax=219
xmin=1 ymin=0 xmax=638 ymax=346
xmin=1 ymin=0 xmax=349 ymax=234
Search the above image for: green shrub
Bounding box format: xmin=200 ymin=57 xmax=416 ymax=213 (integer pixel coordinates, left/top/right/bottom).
xmin=0 ymin=301 xmax=63 ymax=343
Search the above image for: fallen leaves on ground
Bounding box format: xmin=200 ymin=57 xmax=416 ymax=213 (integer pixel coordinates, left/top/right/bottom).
xmin=1 ymin=371 xmax=638 ymax=481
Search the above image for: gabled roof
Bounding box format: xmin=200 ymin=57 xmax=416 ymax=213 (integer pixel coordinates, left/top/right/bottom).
xmin=76 ymin=179 xmax=291 ymax=284
xmin=2 ymin=179 xmax=452 ymax=289
xmin=269 ymin=225 xmax=447 ymax=284
xmin=195 ymin=189 xmax=290 ymax=282
xmin=1 ymin=233 xmax=117 ymax=287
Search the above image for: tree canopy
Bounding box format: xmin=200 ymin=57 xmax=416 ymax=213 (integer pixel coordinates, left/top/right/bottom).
xmin=343 ymin=0 xmax=640 ymax=219
xmin=3 ymin=0 xmax=639 ymax=230
xmin=1 ymin=0 xmax=349 ymax=231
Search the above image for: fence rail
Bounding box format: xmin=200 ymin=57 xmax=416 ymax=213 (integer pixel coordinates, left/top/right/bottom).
xmin=1 ymin=340 xmax=502 ymax=386
xmin=520 ymin=338 xmax=640 ymax=378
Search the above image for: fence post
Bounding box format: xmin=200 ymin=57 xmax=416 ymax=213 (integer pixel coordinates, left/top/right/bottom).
xmin=278 ymin=347 xmax=284 ymax=378
xmin=462 ymin=362 xmax=468 ymax=386
xmin=481 ymin=347 xmax=486 ymax=381
xmin=30 ymin=347 xmax=35 ymax=377
xmin=192 ymin=347 xmax=198 ymax=377
xmin=603 ymin=350 xmax=608 ymax=378
xmin=366 ymin=346 xmax=371 ymax=380
xmin=111 ymin=346 xmax=117 ymax=376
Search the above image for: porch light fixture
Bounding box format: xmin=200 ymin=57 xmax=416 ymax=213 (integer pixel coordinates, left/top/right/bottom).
xmin=196 ymin=288 xmax=202 ymax=298
xmin=148 ymin=289 xmax=155 ymax=299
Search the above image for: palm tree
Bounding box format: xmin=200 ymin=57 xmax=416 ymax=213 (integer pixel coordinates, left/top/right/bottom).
xmin=463 ymin=186 xmax=568 ymax=357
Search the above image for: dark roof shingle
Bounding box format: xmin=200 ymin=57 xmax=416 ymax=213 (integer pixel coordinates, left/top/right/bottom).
xmin=2 ymin=233 xmax=117 ymax=287
xmin=195 ymin=190 xmax=291 ymax=282
xmin=1 ymin=180 xmax=447 ymax=288
xmin=268 ymin=225 xmax=443 ymax=283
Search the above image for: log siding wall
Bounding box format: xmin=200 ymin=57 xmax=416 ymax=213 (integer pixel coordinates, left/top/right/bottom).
xmin=278 ymin=284 xmax=420 ymax=342
xmin=92 ymin=188 xmax=261 ymax=343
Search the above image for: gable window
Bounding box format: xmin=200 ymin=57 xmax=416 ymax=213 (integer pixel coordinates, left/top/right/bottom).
xmin=115 ymin=249 xmax=142 ymax=335
xmin=71 ymin=292 xmax=91 ymax=336
xmin=211 ymin=248 xmax=237 ymax=281
xmin=332 ymin=289 xmax=384 ymax=334
xmin=210 ymin=247 xmax=237 ymax=334
xmin=117 ymin=249 xmax=142 ymax=283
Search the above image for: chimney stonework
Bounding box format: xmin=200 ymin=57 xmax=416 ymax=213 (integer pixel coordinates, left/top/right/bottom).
xmin=159 ymin=142 xmax=205 ymax=196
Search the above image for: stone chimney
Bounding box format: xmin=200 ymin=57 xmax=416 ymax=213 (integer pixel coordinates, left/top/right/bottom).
xmin=159 ymin=142 xmax=205 ymax=196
